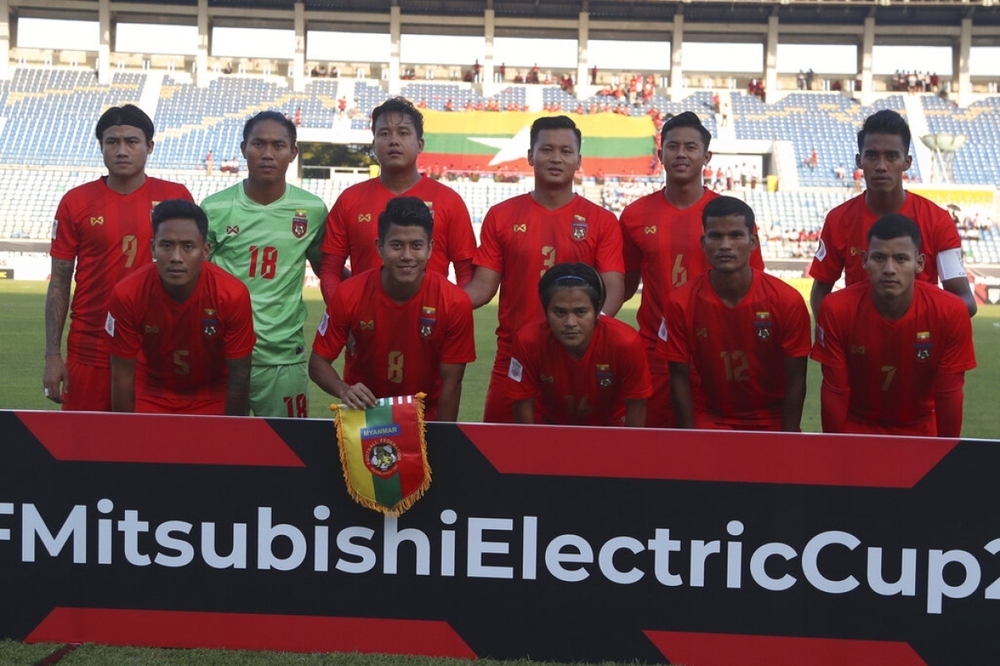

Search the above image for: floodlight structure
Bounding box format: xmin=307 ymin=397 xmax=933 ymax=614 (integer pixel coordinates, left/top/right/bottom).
xmin=920 ymin=133 xmax=967 ymax=185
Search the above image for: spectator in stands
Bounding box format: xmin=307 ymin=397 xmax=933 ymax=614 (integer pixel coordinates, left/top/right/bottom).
xmin=43 ymin=104 xmax=194 ymax=411
xmin=834 ymin=163 xmax=847 ymax=180
xmin=619 ymin=111 xmax=764 ymax=427
xmin=805 ymin=148 xmax=818 ymax=169
xmin=812 ymin=214 xmax=975 ymax=437
xmin=662 ymin=196 xmax=810 ymax=432
xmin=310 ymin=197 xmax=475 ymax=421
xmin=464 ymin=115 xmax=625 ymax=423
xmin=201 ymin=111 xmax=328 ymax=418
xmin=319 ymin=96 xmax=476 ymax=305
xmin=107 ymin=199 xmax=254 ymax=415
xmin=810 ymin=109 xmax=976 ymax=318
xmin=508 ymin=262 xmax=651 ymax=427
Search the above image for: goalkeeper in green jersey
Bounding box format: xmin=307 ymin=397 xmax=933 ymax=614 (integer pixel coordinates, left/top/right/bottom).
xmin=203 ymin=111 xmax=328 ymax=417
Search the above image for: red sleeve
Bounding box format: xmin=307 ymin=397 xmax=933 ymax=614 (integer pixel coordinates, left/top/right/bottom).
xmin=320 ymin=196 xmax=352 ymax=258
xmin=778 ymin=283 xmax=812 ymax=358
xmin=925 ymin=200 xmax=963 ymax=253
xmin=107 ymin=282 xmax=140 ymax=360
xmin=222 ymin=281 xmax=256 ymax=359
xmin=810 ymin=297 xmax=846 ymax=368
xmin=619 ymin=207 xmax=642 ymax=275
xmin=311 ymin=289 xmax=351 ymax=361
xmin=50 ymin=193 xmax=79 ymax=261
xmin=473 ymin=207 xmax=505 ymax=272
xmin=444 ymin=191 xmax=477 ymax=264
xmin=937 ymin=294 xmax=977 ymax=374
xmin=821 ymin=364 xmax=850 ymax=433
xmin=319 ymin=253 xmax=347 ymax=305
xmin=507 ymin=328 xmax=541 ymax=401
xmin=440 ymin=287 xmax=476 ymax=365
xmin=659 ymin=289 xmax=690 ymax=363
xmin=934 ymin=371 xmax=965 ymax=438
xmin=808 ymin=208 xmax=845 ymax=284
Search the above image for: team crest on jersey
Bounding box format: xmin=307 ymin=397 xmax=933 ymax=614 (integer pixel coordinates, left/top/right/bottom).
xmin=292 ymin=210 xmax=308 ymax=239
xmin=202 ymin=308 xmax=219 ymax=336
xmin=596 ymin=364 xmax=613 ymax=387
xmin=419 ymin=306 xmax=437 ymax=338
xmin=364 ymin=440 xmax=399 ymax=477
xmin=754 ymin=311 xmax=772 ymax=341
xmin=915 ymin=331 xmax=932 ymax=361
xmin=572 ymin=215 xmax=588 ymax=240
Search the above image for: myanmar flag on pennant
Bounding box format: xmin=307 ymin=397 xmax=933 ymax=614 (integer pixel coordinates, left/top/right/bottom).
xmin=334 ymin=394 xmax=430 ymax=517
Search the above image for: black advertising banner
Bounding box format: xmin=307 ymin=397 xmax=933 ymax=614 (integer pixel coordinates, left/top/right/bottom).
xmin=1 ymin=409 xmax=999 ymax=665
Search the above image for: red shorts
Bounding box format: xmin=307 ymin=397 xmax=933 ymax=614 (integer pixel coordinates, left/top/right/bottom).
xmin=483 ymin=356 xmax=515 ymax=423
xmin=63 ymin=359 xmax=112 ymax=412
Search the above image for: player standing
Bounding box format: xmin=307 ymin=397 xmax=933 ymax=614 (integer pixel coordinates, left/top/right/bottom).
xmin=508 ymin=263 xmax=651 ymax=427
xmin=43 ymin=104 xmax=194 ymax=410
xmin=107 ymin=200 xmax=255 ymax=415
xmin=810 ymin=109 xmax=976 ymax=317
xmin=202 ymin=111 xmax=328 ymax=417
xmin=662 ymin=197 xmax=810 ymax=431
xmin=310 ymin=197 xmax=475 ymax=421
xmin=464 ymin=115 xmax=625 ymax=423
xmin=619 ymin=111 xmax=764 ymax=427
xmin=319 ymin=97 xmax=476 ymax=303
xmin=812 ymin=214 xmax=975 ymax=437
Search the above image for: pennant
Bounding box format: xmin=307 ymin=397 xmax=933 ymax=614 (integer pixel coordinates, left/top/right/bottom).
xmin=333 ymin=394 xmax=430 ymax=517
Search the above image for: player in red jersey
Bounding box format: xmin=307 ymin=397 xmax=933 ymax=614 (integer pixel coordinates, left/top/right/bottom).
xmin=44 ymin=104 xmax=194 ymax=411
xmin=310 ymin=197 xmax=475 ymax=421
xmin=812 ymin=214 xmax=975 ymax=437
xmin=508 ymin=263 xmax=651 ymax=426
xmin=620 ymin=111 xmax=765 ymax=427
xmin=662 ymin=197 xmax=810 ymax=431
xmin=107 ymin=200 xmax=255 ymax=415
xmin=810 ymin=109 xmax=976 ymax=317
xmin=465 ymin=115 xmax=625 ymax=423
xmin=319 ymin=97 xmax=476 ymax=303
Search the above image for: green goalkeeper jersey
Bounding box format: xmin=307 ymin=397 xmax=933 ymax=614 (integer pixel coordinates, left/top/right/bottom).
xmin=203 ymin=182 xmax=327 ymax=367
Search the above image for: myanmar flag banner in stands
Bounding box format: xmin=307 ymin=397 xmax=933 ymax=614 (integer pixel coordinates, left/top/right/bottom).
xmin=421 ymin=110 xmax=656 ymax=175
xmin=334 ymin=394 xmax=430 ymax=516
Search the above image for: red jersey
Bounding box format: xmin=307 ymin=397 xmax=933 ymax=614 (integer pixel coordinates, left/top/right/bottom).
xmin=508 ymin=316 xmax=652 ymax=426
xmin=50 ymin=177 xmax=195 ymax=366
xmin=811 ymin=280 xmax=976 ymax=434
xmin=661 ymin=269 xmax=812 ymax=429
xmin=321 ymin=176 xmax=476 ymax=276
xmin=313 ymin=269 xmax=476 ymax=419
xmin=474 ymin=193 xmax=625 ymax=359
xmin=810 ymin=192 xmax=962 ymax=286
xmin=106 ymin=262 xmax=256 ymax=414
xmin=620 ymin=188 xmax=765 ymax=354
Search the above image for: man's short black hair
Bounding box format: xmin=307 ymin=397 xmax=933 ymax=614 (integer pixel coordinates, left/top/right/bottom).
xmin=538 ymin=262 xmax=605 ymax=313
xmin=152 ymin=199 xmax=209 ymax=240
xmin=242 ymin=111 xmax=297 ymax=147
xmin=378 ymin=196 xmax=434 ymax=240
xmin=857 ymin=109 xmax=911 ymax=154
xmin=371 ymin=96 xmax=425 ymax=140
xmin=530 ymin=115 xmax=582 ymax=151
xmin=661 ymin=111 xmax=711 ymax=151
xmin=702 ymin=195 xmax=756 ymax=232
xmin=95 ymin=104 xmax=154 ymax=143
xmin=868 ymin=213 xmax=922 ymax=249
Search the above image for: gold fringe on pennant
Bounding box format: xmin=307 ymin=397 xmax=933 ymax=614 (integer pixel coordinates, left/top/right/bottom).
xmin=332 ymin=393 xmax=431 ymax=517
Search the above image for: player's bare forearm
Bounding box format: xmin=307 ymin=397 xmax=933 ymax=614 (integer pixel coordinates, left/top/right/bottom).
xmin=600 ymin=271 xmax=625 ymax=316
xmin=464 ymin=266 xmax=501 ymax=309
xmin=110 ymin=355 xmax=136 ymax=413
xmin=44 ymin=258 xmax=74 ymax=357
xmin=810 ymin=280 xmax=834 ymax=320
xmin=624 ymin=399 xmax=646 ymax=427
xmin=307 ymin=351 xmax=376 ymax=409
xmin=624 ymin=270 xmax=641 ymax=302
xmin=224 ymin=355 xmax=252 ymax=416
xmin=513 ymin=399 xmax=534 ymax=424
xmin=668 ymin=362 xmax=695 ymax=428
xmin=781 ymin=356 xmax=808 ymax=432
xmin=942 ymin=276 xmax=977 ymax=318
xmin=436 ymin=363 xmax=467 ymax=422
